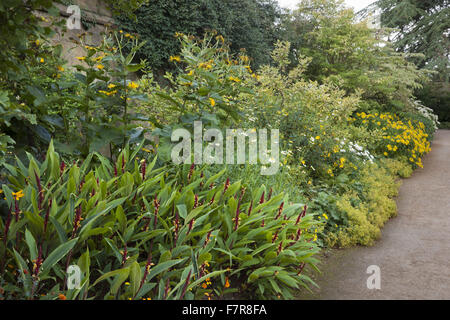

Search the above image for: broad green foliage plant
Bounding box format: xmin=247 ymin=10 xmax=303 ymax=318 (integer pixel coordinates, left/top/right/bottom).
xmin=48 ymin=30 xmax=154 ymax=157
xmin=0 ymin=142 xmax=322 ymax=299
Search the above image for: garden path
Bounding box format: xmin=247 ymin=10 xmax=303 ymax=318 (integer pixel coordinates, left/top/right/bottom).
xmin=299 ymin=129 xmax=450 ymax=299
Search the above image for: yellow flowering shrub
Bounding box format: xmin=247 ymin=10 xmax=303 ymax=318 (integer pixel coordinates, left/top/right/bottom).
xmin=350 ymin=112 xmax=432 ymax=169
xmin=325 ymin=161 xmax=404 ymax=247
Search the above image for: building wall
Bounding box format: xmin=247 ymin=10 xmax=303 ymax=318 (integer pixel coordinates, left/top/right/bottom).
xmin=35 ymin=0 xmax=115 ymax=66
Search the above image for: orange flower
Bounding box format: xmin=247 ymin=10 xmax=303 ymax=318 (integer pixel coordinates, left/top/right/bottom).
xmin=58 ymin=293 xmax=67 ymax=300
xmin=224 ymin=277 xmax=230 ymax=288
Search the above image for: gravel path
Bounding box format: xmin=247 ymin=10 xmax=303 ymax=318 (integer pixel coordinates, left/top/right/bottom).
xmin=300 ymin=129 xmax=450 ymax=300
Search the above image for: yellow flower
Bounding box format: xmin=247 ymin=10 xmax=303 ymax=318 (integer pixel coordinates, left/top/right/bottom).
xmin=216 ymin=35 xmax=225 ymax=43
xmin=76 ymin=56 xmax=86 ymax=61
xmin=57 ymin=65 xmax=64 ymax=72
xmin=228 ymin=76 xmax=241 ymax=82
xmin=384 ymin=152 xmax=388 ymax=156
xmin=108 ymin=84 xmax=116 ymax=89
xmin=127 ymin=81 xmax=139 ymax=89
xmin=323 ymin=213 xmax=328 ymax=220
xmin=339 ymin=157 xmax=346 ymax=168
xmin=169 ymin=56 xmax=181 ymax=62
xmin=96 ymin=64 xmax=104 ymax=70
xmin=142 ymin=148 xmax=151 ymax=153
xmin=58 ymin=294 xmax=66 ymax=300
xmin=100 ymin=89 xmax=117 ymax=96
xmin=40 ymin=58 xmax=44 ymax=63
xmin=199 ymin=62 xmax=212 ymax=70
xmin=12 ymin=190 xmax=24 ymax=201
xmin=35 ymin=39 xmax=40 ymax=46
xmin=209 ymin=98 xmax=215 ymax=106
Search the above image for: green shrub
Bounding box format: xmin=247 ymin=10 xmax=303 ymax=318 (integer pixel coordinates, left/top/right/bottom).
xmin=324 ymin=161 xmax=401 ymax=247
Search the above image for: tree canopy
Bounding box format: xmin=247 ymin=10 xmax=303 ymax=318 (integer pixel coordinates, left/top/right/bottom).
xmin=372 ymin=0 xmax=449 ymax=81
xmin=115 ymin=0 xmax=283 ymax=74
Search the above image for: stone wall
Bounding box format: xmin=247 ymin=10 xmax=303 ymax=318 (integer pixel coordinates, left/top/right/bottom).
xmin=35 ymin=0 xmax=114 ymax=66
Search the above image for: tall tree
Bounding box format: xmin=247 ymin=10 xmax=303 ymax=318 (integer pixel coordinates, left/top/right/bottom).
xmin=115 ymin=0 xmax=283 ymax=74
xmin=372 ymin=0 xmax=449 ymax=81
xmin=281 ymin=0 xmax=429 ymax=113
xmin=368 ymin=0 xmax=450 ymax=121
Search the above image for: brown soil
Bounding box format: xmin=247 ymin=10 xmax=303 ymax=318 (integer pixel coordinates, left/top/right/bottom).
xmin=299 ymin=130 xmax=450 ymax=300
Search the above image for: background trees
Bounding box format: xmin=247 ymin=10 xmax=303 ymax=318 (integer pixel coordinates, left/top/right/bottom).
xmin=369 ymin=0 xmax=450 ymax=123
xmin=115 ymin=0 xmax=283 ymax=76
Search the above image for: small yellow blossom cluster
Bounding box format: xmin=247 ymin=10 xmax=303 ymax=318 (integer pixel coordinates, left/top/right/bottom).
xmin=169 ymin=55 xmax=181 ymax=63
xmin=12 ymin=190 xmax=24 ymax=201
xmin=201 ymin=277 xmax=212 ymax=289
xmin=228 ymin=76 xmax=241 ymax=83
xmin=127 ymin=81 xmax=139 ymax=90
xmin=332 ymin=157 xmax=346 ymax=169
xmin=198 ymin=61 xmax=213 ymax=70
xmin=1 ymin=189 xmax=25 ymax=201
xmin=351 ymin=112 xmax=431 ymax=168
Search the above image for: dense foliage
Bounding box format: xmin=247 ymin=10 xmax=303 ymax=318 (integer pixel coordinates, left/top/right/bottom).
xmin=368 ymin=0 xmax=450 ymax=123
xmin=115 ymin=0 xmax=283 ymax=74
xmin=0 ymin=0 xmax=441 ymax=300
xmin=372 ymin=0 xmax=449 ymax=79
xmin=0 ymin=142 xmax=321 ymax=299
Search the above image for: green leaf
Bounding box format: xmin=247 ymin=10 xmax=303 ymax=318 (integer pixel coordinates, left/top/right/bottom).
xmin=49 ymin=216 xmax=68 ymax=244
xmin=147 ymin=259 xmax=185 ymax=282
xmin=111 ymin=268 xmax=130 ymax=295
xmin=129 ymin=261 xmax=141 ymax=296
xmin=13 ymin=249 xmax=32 ymax=296
xmin=25 ymin=229 xmax=38 ymax=262
xmin=92 ymin=268 xmax=129 ymax=287
xmin=187 ymin=270 xmax=227 ymax=291
xmin=40 ymin=238 xmax=78 ymax=276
